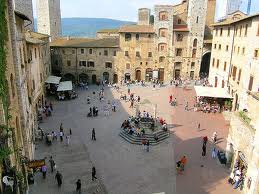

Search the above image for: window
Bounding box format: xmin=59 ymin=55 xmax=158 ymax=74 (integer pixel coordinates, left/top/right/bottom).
xmin=192 ymin=49 xmax=197 ymax=58
xmin=196 ymin=16 xmax=199 ymax=23
xmin=79 ymin=61 xmax=86 ymax=67
xmin=193 ymin=39 xmax=197 ymax=47
xmin=220 ymin=28 xmax=223 ymax=36
xmin=242 ymin=47 xmax=245 ymax=55
xmin=239 ymin=25 xmax=242 ymax=36
xmin=159 ymin=28 xmax=168 ymax=37
xmin=105 ymin=62 xmax=112 ymax=68
xmin=177 ymin=19 xmax=182 ymax=24
xmin=214 ymin=44 xmax=216 ymax=49
xmin=235 ymin=28 xmax=238 ymax=36
xmin=248 ymin=76 xmax=254 ymax=91
xmin=228 ymin=27 xmax=231 ymax=36
xmin=226 ymin=45 xmax=229 ymax=51
xmin=113 ymin=51 xmax=116 ymax=56
xmin=215 ymin=28 xmax=218 ymax=36
xmin=140 ymin=62 xmax=142 ymax=65
xmin=257 ymin=23 xmax=259 ymax=35
xmin=159 ymin=11 xmax=168 ymax=21
xmin=176 ymin=48 xmax=182 ymax=56
xmin=125 ymin=51 xmax=129 ymax=56
xmin=191 ymin=62 xmax=195 ymax=69
xmin=245 ymin=24 xmax=248 ymax=36
xmin=148 ymin=34 xmax=152 ymax=38
xmin=29 ymin=50 xmax=32 ymax=61
xmin=40 ymin=73 xmax=43 ymax=83
xmin=67 ymin=60 xmax=71 ymax=66
xmin=136 ymin=51 xmax=140 ymax=57
xmin=159 ymin=56 xmax=165 ymax=62
xmin=87 ymin=61 xmax=95 ymax=67
xmin=212 ymin=58 xmax=215 ymax=67
xmin=99 ymin=52 xmax=102 ymax=55
xmin=216 ymin=59 xmax=219 ymax=68
xmin=158 ymin=43 xmax=167 ymax=52
xmin=146 ymin=62 xmax=148 ymax=65
xmin=89 ymin=49 xmax=93 ymax=54
xmin=224 ymin=62 xmax=227 ymax=71
xmin=136 ymin=34 xmax=139 ymax=40
xmin=10 ymin=74 xmax=15 ymax=97
xmin=219 ymin=44 xmax=221 ymax=50
xmin=148 ymin=52 xmax=152 ymax=57
xmin=81 ymin=49 xmax=84 ymax=54
xmin=125 ymin=33 xmax=132 ymax=41
xmin=126 ymin=63 xmax=130 ymax=69
xmin=176 ymin=34 xmax=183 ymax=41
xmin=34 ymin=48 xmax=37 ymax=58
xmin=237 ymin=47 xmax=240 ymax=54
xmin=254 ymin=49 xmax=258 ymax=58
xmin=238 ymin=69 xmax=242 ymax=82
xmin=32 ymin=80 xmax=35 ymax=90
xmin=104 ymin=50 xmax=108 ymax=56
xmin=72 ymin=50 xmax=75 ymax=54
xmin=232 ymin=66 xmax=237 ymax=81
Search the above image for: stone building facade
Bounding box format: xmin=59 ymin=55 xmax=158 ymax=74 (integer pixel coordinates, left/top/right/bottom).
xmin=51 ymin=38 xmax=119 ymax=84
xmin=209 ymin=12 xmax=259 ymax=194
xmin=37 ymin=0 xmax=62 ymax=41
xmin=51 ymin=0 xmax=216 ymax=83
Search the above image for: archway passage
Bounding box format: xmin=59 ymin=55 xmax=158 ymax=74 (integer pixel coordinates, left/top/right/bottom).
xmin=63 ymin=73 xmax=75 ymax=82
xmin=158 ymin=68 xmax=164 ymax=82
xmin=145 ymin=68 xmax=152 ymax=81
xmin=175 ymin=70 xmax=180 ymax=79
xmin=200 ymin=52 xmax=211 ymax=78
xmin=92 ymin=75 xmax=97 ymax=84
xmin=103 ymin=72 xmax=109 ymax=82
xmin=113 ymin=74 xmax=118 ymax=84
xmin=125 ymin=73 xmax=131 ymax=83
xmin=79 ymin=73 xmax=88 ymax=83
xmin=135 ymin=70 xmax=141 ymax=81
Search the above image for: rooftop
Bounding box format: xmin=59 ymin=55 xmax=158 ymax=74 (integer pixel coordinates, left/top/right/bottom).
xmin=212 ymin=11 xmax=259 ymax=27
xmin=25 ymin=31 xmax=48 ymax=44
xmin=119 ymin=25 xmax=155 ymax=33
xmin=50 ymin=38 xmax=119 ymax=48
xmin=97 ymin=29 xmax=119 ymax=33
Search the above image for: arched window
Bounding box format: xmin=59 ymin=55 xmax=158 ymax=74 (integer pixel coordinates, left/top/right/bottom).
xmin=159 ymin=28 xmax=168 ymax=37
xmin=10 ymin=73 xmax=15 ymax=97
xmin=136 ymin=34 xmax=139 ymax=40
xmin=193 ymin=39 xmax=197 ymax=47
xmin=158 ymin=43 xmax=167 ymax=52
xmin=192 ymin=49 xmax=197 ymax=58
xmin=159 ymin=56 xmax=165 ymax=62
xmin=126 ymin=63 xmax=130 ymax=69
xmin=159 ymin=11 xmax=168 ymax=21
xmin=125 ymin=33 xmax=131 ymax=41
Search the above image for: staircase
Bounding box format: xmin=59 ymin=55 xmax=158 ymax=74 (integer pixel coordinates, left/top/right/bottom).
xmin=119 ymin=129 xmax=170 ymax=145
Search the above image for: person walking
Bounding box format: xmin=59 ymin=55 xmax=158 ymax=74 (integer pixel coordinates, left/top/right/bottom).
xmin=55 ymin=171 xmax=63 ymax=187
xmin=169 ymin=95 xmax=172 ymax=103
xmin=212 ymin=147 xmax=217 ymax=159
xmin=49 ymin=156 xmax=55 ymax=173
xmin=198 ymin=123 xmax=200 ymax=130
xmin=185 ymin=102 xmax=189 ymax=111
xmin=202 ymin=143 xmax=207 ymax=157
xmin=76 ymin=179 xmax=81 ymax=193
xmin=212 ymin=131 xmax=217 ymax=143
xmin=60 ymin=123 xmax=63 ymax=132
xmin=41 ymin=164 xmax=47 ymax=179
xmin=146 ymin=140 xmax=150 ymax=152
xmin=92 ymin=128 xmax=96 ymax=141
xmin=59 ymin=131 xmax=64 ymax=142
xmin=69 ymin=128 xmax=72 ymax=135
xmin=92 ymin=167 xmax=97 ymax=181
xmin=66 ymin=135 xmax=70 ymax=146
xmin=180 ymin=156 xmax=187 ymax=171
xmin=130 ymin=100 xmax=134 ymax=108
xmin=203 ymin=136 xmax=208 ymax=146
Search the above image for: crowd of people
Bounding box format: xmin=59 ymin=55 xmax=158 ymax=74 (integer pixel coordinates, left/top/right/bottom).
xmin=228 ymin=160 xmax=246 ymax=190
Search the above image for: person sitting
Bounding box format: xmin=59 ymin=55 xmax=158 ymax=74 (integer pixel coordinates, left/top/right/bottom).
xmin=162 ymin=123 xmax=167 ymax=131
xmin=136 ymin=128 xmax=141 ymax=136
xmin=141 ymin=128 xmax=145 ymax=136
xmin=154 ymin=134 xmax=158 ymax=141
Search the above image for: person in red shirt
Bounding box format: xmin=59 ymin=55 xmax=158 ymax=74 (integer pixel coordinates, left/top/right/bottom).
xmin=203 ymin=136 xmax=208 ymax=145
xmin=169 ymin=95 xmax=173 ymax=103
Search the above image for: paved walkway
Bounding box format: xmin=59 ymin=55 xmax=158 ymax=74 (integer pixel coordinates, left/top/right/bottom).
xmin=29 ymin=84 xmax=240 ymax=194
xmin=169 ymin=86 xmax=239 ymax=194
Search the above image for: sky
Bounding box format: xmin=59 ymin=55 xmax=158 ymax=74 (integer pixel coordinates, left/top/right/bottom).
xmin=32 ymin=0 xmax=259 ymax=21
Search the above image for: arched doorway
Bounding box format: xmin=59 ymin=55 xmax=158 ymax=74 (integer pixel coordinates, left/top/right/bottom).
xmin=103 ymin=72 xmax=109 ymax=82
xmin=158 ymin=68 xmax=164 ymax=82
xmin=79 ymin=73 xmax=88 ymax=83
xmin=92 ymin=75 xmax=97 ymax=84
xmin=175 ymin=70 xmax=181 ymax=79
xmin=63 ymin=73 xmax=75 ymax=82
xmin=214 ymin=76 xmax=218 ymax=87
xmin=235 ymin=93 xmax=239 ymax=111
xmin=125 ymin=73 xmax=131 ymax=83
xmin=113 ymin=74 xmax=118 ymax=84
xmin=145 ymin=68 xmax=152 ymax=81
xmin=135 ymin=69 xmax=141 ymax=81
xmin=200 ymin=52 xmax=211 ymax=78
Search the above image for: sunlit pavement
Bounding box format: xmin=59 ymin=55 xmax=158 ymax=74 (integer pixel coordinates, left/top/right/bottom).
xmin=29 ymin=83 xmax=239 ymax=194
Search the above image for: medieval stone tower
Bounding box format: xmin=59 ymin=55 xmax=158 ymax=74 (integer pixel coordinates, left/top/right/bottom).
xmin=14 ymin=0 xmax=34 ymax=30
xmin=138 ymin=8 xmax=151 ymax=25
xmin=36 ymin=0 xmax=62 ymax=41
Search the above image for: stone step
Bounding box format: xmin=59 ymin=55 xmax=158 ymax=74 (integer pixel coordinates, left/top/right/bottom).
xmin=119 ymin=130 xmax=170 ymax=145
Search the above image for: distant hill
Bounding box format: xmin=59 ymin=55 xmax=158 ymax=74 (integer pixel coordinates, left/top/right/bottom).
xmin=34 ymin=18 xmax=135 ymax=38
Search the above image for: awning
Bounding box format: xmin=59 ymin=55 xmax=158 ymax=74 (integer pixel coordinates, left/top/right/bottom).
xmin=57 ymin=81 xmax=73 ymax=92
xmin=45 ymin=76 xmax=61 ymax=84
xmin=194 ymin=86 xmax=233 ymax=99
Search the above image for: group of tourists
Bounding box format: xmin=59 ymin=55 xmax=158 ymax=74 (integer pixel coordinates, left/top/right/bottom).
xmin=176 ymin=156 xmax=187 ymax=175
xmin=38 ymin=101 xmax=53 ymax=121
xmin=228 ymin=160 xmax=246 ymax=190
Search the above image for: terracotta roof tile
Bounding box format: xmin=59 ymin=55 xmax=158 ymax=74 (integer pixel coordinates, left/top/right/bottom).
xmin=119 ymin=25 xmax=155 ymax=33
xmin=97 ymin=29 xmax=119 ymax=33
